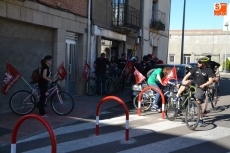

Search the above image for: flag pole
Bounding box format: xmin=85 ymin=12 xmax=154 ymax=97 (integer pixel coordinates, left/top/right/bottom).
xmin=174 ymin=64 xmax=178 ymax=84
xmin=123 ymin=60 xmax=129 ymax=71
xmin=21 ymin=77 xmax=34 ymax=90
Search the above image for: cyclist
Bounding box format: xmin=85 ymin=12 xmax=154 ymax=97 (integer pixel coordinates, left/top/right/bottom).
xmin=203 ymin=54 xmax=220 ymax=113
xmin=206 ymin=54 xmax=220 ymax=82
xmin=174 ymin=56 xmax=214 ymax=125
xmin=148 ymin=67 xmax=171 ymax=112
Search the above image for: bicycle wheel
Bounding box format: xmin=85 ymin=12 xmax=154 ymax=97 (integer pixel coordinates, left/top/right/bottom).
xmin=185 ymin=100 xmax=200 ymax=130
xmin=51 ymin=92 xmax=74 ymax=115
xmin=133 ymin=94 xmax=152 ymax=111
xmin=85 ymin=77 xmax=97 ymax=96
xmin=9 ymin=90 xmax=36 ymax=115
xmin=117 ymin=77 xmax=124 ymax=92
xmin=165 ymin=96 xmax=177 ymax=121
xmin=210 ymin=88 xmax=218 ymax=109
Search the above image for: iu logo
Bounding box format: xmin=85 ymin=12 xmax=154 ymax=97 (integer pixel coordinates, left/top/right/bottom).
xmin=214 ymin=3 xmax=227 ymax=16
xmin=3 ymin=70 xmax=13 ymax=85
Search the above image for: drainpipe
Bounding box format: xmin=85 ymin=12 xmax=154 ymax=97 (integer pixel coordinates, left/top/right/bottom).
xmin=87 ymin=0 xmax=91 ymax=66
xmin=167 ymin=0 xmax=172 ymax=64
xmin=140 ymin=0 xmax=144 ymax=59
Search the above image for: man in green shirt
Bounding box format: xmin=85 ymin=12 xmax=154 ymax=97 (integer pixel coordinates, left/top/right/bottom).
xmin=147 ymin=67 xmax=171 ymax=112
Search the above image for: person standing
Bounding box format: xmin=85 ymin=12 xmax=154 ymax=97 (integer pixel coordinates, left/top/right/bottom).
xmin=116 ymin=53 xmax=127 ymax=91
xmin=94 ymin=53 xmax=111 ymax=96
xmin=116 ymin=53 xmax=127 ymax=71
xmin=141 ymin=55 xmax=152 ymax=78
xmin=38 ymin=55 xmax=57 ymax=117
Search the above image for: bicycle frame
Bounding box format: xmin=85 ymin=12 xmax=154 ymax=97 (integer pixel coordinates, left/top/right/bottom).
xmin=21 ymin=84 xmax=62 ymax=106
xmin=179 ymin=86 xmax=195 ymax=110
xmin=20 ymin=89 xmax=38 ymax=105
xmin=45 ymin=85 xmax=63 ymax=104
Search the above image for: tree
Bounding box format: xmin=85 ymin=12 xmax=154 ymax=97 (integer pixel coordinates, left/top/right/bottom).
xmin=222 ymin=58 xmax=230 ymax=71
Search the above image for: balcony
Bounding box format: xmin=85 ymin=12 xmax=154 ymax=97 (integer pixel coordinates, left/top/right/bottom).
xmin=112 ymin=3 xmax=140 ymax=34
xmin=150 ymin=10 xmax=166 ymax=31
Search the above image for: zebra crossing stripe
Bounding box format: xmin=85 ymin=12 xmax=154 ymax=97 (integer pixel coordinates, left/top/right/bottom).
xmin=22 ymin=121 xmax=185 ymax=153
xmin=118 ymin=126 xmax=230 ymax=153
xmin=18 ymin=114 xmax=148 ymax=143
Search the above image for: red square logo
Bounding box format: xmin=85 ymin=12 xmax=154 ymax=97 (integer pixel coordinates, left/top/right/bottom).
xmin=214 ymin=3 xmax=227 ymax=16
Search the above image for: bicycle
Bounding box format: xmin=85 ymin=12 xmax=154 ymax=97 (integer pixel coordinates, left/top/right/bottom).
xmin=85 ymin=71 xmax=97 ymax=96
xmin=106 ymin=69 xmax=125 ymax=95
xmin=9 ymin=80 xmax=74 ymax=116
xmin=133 ymin=82 xmax=176 ymax=111
xmin=165 ymin=84 xmax=200 ymax=130
xmin=206 ymin=82 xmax=219 ymax=109
xmin=84 ymin=71 xmax=112 ymax=96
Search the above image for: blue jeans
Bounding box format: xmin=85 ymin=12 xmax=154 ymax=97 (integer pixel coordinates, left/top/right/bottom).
xmin=96 ymin=74 xmax=106 ymax=95
xmin=149 ymin=84 xmax=160 ymax=106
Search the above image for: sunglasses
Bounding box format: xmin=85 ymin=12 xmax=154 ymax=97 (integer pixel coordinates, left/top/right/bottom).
xmin=197 ymin=61 xmax=203 ymax=64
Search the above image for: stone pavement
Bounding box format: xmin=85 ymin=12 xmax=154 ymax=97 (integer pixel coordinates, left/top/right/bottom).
xmin=0 ymin=89 xmax=132 ymax=147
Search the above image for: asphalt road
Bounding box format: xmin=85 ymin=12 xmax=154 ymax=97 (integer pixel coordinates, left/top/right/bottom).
xmin=1 ymin=75 xmax=230 ymax=153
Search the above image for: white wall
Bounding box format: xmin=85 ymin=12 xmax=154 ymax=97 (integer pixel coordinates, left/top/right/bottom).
xmin=142 ymin=0 xmax=171 ymax=63
xmin=223 ymin=3 xmax=230 ymax=31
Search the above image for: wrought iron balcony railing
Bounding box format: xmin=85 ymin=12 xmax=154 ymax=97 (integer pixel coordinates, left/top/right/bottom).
xmin=112 ymin=3 xmax=140 ymax=33
xmin=150 ymin=10 xmax=166 ymax=31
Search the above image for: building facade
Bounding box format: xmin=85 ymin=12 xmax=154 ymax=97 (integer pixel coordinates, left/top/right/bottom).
xmin=0 ymin=0 xmax=88 ymax=112
xmin=90 ymin=0 xmax=141 ymax=66
xmin=168 ymin=30 xmax=230 ymax=70
xmin=90 ymin=0 xmax=171 ymax=66
xmin=0 ymin=0 xmax=171 ymax=113
xmin=142 ymin=0 xmax=171 ymax=62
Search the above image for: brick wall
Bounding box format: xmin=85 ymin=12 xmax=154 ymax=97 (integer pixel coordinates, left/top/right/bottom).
xmin=38 ymin=0 xmax=87 ymax=17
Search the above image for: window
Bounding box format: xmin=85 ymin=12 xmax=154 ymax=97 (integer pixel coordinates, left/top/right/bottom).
xmin=183 ymin=54 xmax=191 ymax=64
xmin=152 ymin=2 xmax=157 ymax=21
xmin=113 ymin=0 xmax=127 ymax=26
xmin=169 ymin=54 xmax=175 ymax=63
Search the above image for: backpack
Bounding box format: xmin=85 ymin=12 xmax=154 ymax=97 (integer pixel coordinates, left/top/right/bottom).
xmin=32 ymin=67 xmax=41 ymax=83
xmin=146 ymin=68 xmax=156 ymax=78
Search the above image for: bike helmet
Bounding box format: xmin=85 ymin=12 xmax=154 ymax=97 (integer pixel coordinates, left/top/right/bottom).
xmin=130 ymin=57 xmax=137 ymax=62
xmin=185 ymin=64 xmax=192 ymax=74
xmin=206 ymin=54 xmax=211 ymax=58
xmin=197 ymin=56 xmax=210 ymax=63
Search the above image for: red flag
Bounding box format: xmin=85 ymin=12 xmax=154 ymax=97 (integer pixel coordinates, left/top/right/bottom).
xmin=124 ymin=60 xmax=133 ymax=75
xmin=162 ymin=66 xmax=178 ymax=86
xmin=1 ymin=63 xmax=21 ymax=95
xmin=82 ymin=61 xmax=91 ymax=78
xmin=133 ymin=67 xmax=145 ymax=84
xmin=171 ymin=65 xmax=178 ymax=81
xmin=57 ymin=62 xmax=67 ymax=80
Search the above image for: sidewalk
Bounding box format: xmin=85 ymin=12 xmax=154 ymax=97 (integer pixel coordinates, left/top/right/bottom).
xmin=0 ymin=89 xmax=132 ymax=147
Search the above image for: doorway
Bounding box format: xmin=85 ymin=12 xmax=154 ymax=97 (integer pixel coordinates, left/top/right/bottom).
xmin=66 ymin=33 xmax=78 ymax=95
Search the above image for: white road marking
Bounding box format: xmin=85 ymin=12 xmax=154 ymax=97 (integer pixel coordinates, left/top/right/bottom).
xmin=18 ymin=115 xmax=148 ymax=143
xmin=118 ymin=127 xmax=230 ymax=153
xmin=22 ymin=121 xmax=185 ymax=153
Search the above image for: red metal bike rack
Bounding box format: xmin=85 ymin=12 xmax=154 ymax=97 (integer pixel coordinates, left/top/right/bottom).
xmin=138 ymin=86 xmax=165 ymax=119
xmin=95 ymin=96 xmax=129 ymax=141
xmin=11 ymin=114 xmax=56 ymax=153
